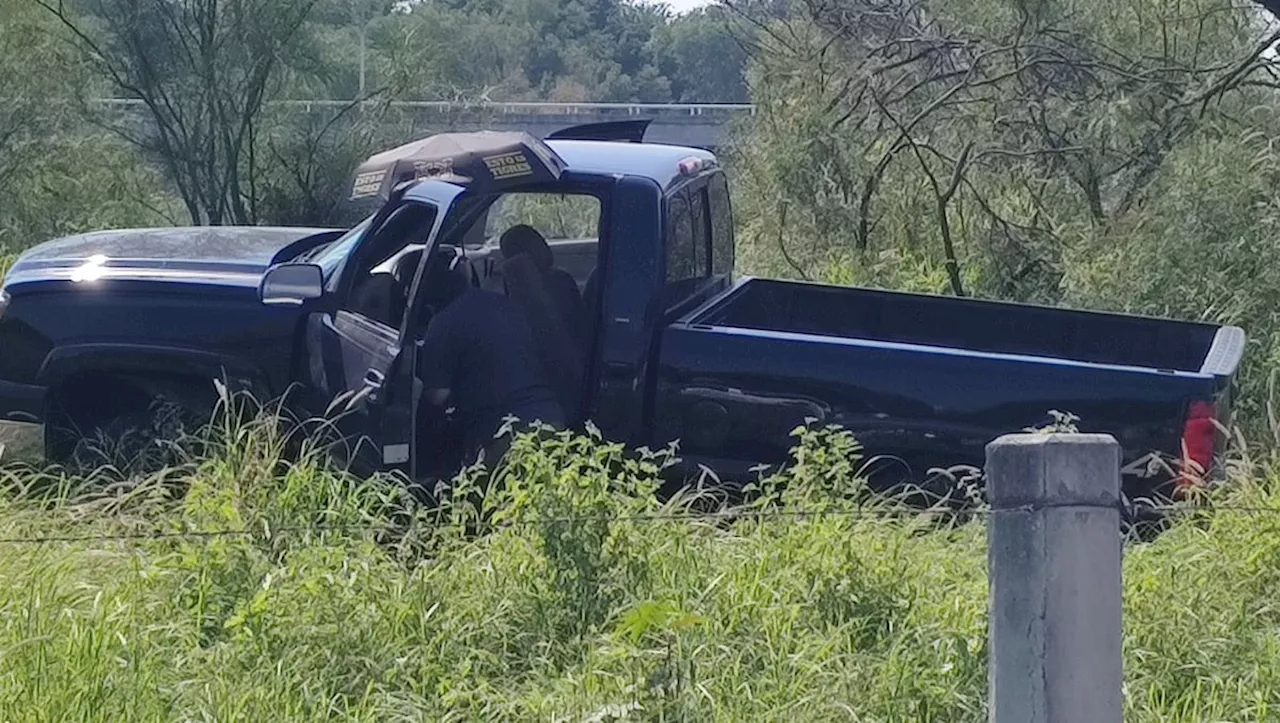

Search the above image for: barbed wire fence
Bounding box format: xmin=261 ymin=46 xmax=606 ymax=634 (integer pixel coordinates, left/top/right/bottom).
xmin=7 ymin=437 xmax=1280 ymax=716
xmin=0 ymin=496 xmax=1274 ymax=547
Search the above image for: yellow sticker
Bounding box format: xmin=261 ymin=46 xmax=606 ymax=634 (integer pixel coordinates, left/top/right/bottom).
xmin=351 ymin=170 xmax=384 ymax=199
xmin=483 ymin=151 xmax=534 ymax=179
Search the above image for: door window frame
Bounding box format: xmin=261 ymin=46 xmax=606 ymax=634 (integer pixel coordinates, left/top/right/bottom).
xmin=327 ymin=181 xmax=467 ymax=341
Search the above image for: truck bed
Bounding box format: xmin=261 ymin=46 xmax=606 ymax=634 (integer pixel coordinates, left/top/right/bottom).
xmin=650 ymin=278 xmax=1244 ymax=491
xmin=688 ymin=278 xmax=1244 ymax=377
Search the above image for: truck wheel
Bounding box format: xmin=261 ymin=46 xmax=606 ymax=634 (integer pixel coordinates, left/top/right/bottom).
xmin=47 ymin=378 xmax=209 ymax=479
xmin=67 ymin=410 xmax=166 ymax=476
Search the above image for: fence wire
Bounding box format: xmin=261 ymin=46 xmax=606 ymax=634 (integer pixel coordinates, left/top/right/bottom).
xmin=0 ymin=498 xmax=1274 ymax=547
xmin=0 ymin=507 xmax=966 ymax=546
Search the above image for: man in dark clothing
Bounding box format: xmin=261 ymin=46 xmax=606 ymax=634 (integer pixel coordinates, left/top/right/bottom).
xmin=416 ymin=254 xmax=565 ymax=469
xmin=498 ymin=224 xmax=586 ymax=340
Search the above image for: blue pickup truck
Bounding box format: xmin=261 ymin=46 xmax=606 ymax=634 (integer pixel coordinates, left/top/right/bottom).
xmin=0 ymin=127 xmax=1245 ymax=511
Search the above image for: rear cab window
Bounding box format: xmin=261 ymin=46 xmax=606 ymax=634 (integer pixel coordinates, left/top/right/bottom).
xmin=478 ymin=191 xmax=602 ymax=289
xmin=446 ymin=190 xmax=604 ymax=293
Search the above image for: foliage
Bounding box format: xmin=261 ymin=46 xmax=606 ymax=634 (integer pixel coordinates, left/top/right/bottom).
xmin=0 ymin=412 xmax=984 ymax=721
xmin=293 ymin=0 xmax=751 ymax=104
xmin=12 ymin=0 xmax=752 ymax=231
xmin=1060 ymin=123 xmax=1280 ymax=424
xmin=0 ymin=133 xmax=181 ymax=251
xmin=731 ymin=0 xmax=1280 ymax=297
xmin=1024 ymin=410 xmax=1083 ymax=435
xmin=0 ymin=0 xmax=84 ymax=191
xmin=0 ymin=1 xmax=174 ymax=253
xmin=249 ymin=101 xmax=403 ymax=227
xmin=3 ymin=410 xmax=1280 ymax=720
xmin=651 ymin=5 xmax=751 ymax=103
xmin=38 ymin=0 xmax=326 ymax=225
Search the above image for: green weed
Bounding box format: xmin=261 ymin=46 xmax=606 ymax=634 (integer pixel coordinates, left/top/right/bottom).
xmin=0 ymin=410 xmax=1279 ymax=721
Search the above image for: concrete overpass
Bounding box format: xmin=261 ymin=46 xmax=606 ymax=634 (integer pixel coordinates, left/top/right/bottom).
xmin=94 ymin=99 xmax=757 ymax=151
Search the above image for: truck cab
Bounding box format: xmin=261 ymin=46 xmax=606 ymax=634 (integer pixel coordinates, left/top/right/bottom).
xmin=257 ymin=135 xmax=730 ymax=483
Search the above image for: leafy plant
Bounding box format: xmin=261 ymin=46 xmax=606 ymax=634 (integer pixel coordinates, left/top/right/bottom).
xmin=1025 ymin=410 xmax=1083 ymax=435
xmin=0 ymin=408 xmax=1279 ymax=720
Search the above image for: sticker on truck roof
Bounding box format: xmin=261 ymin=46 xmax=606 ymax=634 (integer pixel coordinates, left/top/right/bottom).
xmin=413 ymin=158 xmax=454 ymax=180
xmin=351 ymin=170 xmax=384 ymax=200
xmin=483 ymin=151 xmax=535 ymax=180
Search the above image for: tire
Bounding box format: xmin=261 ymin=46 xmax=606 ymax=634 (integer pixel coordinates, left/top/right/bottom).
xmin=55 ymin=394 xmax=204 ymax=479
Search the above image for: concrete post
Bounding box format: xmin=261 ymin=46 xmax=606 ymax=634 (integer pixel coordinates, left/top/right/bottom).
xmin=985 ymin=434 xmax=1123 ymax=723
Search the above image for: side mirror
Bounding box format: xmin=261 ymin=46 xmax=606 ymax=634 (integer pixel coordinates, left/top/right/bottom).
xmin=260 ymin=263 xmax=324 ymax=306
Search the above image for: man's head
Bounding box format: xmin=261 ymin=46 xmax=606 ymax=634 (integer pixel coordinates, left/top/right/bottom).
xmin=499 ymin=224 xmax=554 ymax=272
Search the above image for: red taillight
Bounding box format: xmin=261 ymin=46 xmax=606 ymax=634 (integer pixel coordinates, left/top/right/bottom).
xmin=1176 ymin=400 xmax=1217 ymax=498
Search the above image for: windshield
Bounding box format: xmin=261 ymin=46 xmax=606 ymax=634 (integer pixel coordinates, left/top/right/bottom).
xmin=308 ymin=215 xmax=373 ymax=277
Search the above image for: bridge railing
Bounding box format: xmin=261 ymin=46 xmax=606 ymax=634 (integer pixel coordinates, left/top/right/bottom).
xmin=91 ymin=98 xmax=757 ymax=118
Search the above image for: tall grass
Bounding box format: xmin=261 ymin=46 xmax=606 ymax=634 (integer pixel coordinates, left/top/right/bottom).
xmin=3 ymin=405 xmax=1280 ymax=721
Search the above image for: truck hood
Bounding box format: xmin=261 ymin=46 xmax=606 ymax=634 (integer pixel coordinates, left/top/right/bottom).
xmin=4 ymin=226 xmax=340 ymax=288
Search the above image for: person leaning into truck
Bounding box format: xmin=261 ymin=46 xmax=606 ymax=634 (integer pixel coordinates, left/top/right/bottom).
xmin=498 ymin=249 xmax=585 ymax=421
xmin=498 ymin=224 xmax=586 ymax=341
xmin=414 ymin=250 xmax=565 ymax=470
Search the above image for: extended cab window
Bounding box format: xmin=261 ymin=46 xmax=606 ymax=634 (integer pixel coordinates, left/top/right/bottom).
xmin=664 ymin=185 xmax=712 ymax=306
xmin=691 ymin=188 xmax=711 ymax=275
xmin=708 ymin=173 xmax=734 ymax=276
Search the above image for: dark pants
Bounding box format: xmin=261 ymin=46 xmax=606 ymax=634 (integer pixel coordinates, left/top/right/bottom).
xmin=409 ymin=401 xmax=565 ymax=509
xmin=467 ymin=400 xmax=566 ymax=470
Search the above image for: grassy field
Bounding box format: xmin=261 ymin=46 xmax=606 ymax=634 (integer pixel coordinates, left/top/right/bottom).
xmin=1 ymin=407 xmax=1280 ymax=722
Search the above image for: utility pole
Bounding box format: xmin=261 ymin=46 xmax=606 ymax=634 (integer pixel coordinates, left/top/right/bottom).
xmin=359 ymin=22 xmax=367 ymax=98
xmin=353 ymin=0 xmax=367 ymax=99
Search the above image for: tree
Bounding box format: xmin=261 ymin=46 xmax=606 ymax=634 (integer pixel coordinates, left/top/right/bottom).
xmin=727 ymin=0 xmax=1280 ymax=425
xmin=731 ymin=0 xmax=1280 ymax=300
xmin=0 ymin=1 xmax=81 ymax=193
xmin=37 ymin=0 xmax=321 ymax=225
xmin=381 ymin=0 xmax=689 ymax=102
xmin=654 ymin=6 xmax=750 ymax=102
xmin=296 ymin=0 xmax=403 ymax=99
xmin=0 ymin=0 xmax=176 ymax=253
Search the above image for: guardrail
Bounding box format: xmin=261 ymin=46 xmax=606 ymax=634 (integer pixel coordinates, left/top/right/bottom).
xmin=91 ymin=98 xmax=758 ymax=117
